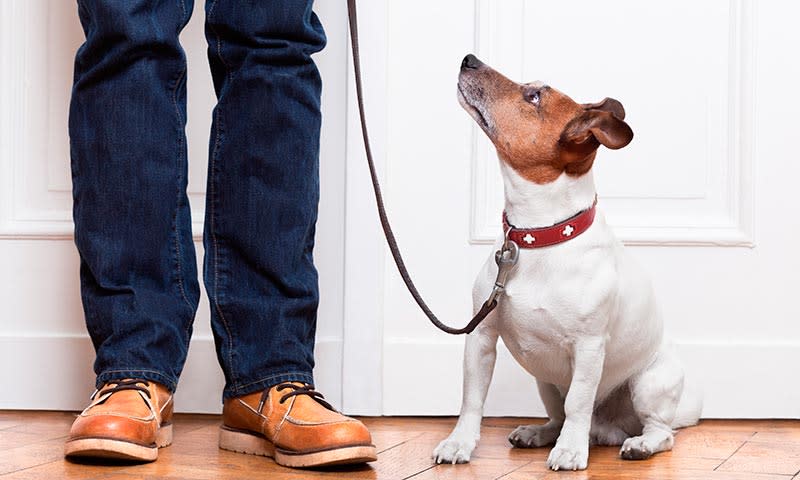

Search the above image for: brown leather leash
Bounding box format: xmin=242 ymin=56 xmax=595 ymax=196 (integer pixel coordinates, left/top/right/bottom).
xmin=346 ymin=0 xmax=518 ymax=335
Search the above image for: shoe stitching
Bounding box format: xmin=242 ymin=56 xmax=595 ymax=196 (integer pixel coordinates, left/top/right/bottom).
xmin=80 ymin=411 xmax=155 ymax=422
xmin=232 ymin=397 xmax=271 ymax=438
xmin=237 ymin=398 xmax=262 ymax=417
xmin=159 ymin=395 xmax=174 ymax=416
xmin=264 ymin=391 xmax=273 ymax=420
xmin=138 ymin=389 xmax=156 ymax=417
xmin=285 ymin=416 xmax=356 ymax=426
xmin=157 ymin=395 xmax=173 ymax=425
xmin=272 ymin=396 xmax=295 ymax=445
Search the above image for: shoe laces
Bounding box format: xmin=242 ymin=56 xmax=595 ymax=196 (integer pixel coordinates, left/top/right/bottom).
xmin=94 ymin=379 xmax=151 ymax=404
xmin=258 ymin=383 xmax=335 ymax=412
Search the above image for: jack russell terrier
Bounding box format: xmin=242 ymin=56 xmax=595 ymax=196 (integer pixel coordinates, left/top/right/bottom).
xmin=432 ymin=54 xmax=702 ymax=471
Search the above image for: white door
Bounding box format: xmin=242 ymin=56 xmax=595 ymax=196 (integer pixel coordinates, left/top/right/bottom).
xmin=342 ymin=0 xmax=800 ymax=418
xmin=0 ymin=1 xmax=349 ymax=413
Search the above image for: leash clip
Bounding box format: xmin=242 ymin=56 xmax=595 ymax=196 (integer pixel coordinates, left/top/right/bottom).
xmin=488 ymin=239 xmax=519 ymax=304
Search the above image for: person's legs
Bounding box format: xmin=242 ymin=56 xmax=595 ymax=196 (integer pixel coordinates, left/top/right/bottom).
xmin=203 ymin=0 xmax=325 ymax=399
xmin=70 ymin=0 xmax=199 ymax=393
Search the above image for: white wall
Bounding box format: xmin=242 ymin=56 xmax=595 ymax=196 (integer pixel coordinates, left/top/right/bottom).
xmin=0 ymin=1 xmax=349 ymax=413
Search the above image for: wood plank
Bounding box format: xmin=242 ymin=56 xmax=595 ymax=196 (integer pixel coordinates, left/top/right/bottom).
xmin=0 ymin=437 xmax=69 ymax=476
xmin=0 ymin=420 xmax=20 ymax=431
xmin=0 ymin=413 xmax=798 ymax=480
xmin=412 ymin=458 xmax=531 ymax=480
xmin=750 ymin=428 xmax=800 ymax=445
xmin=669 ymin=425 xmax=754 ymax=460
xmin=0 ymin=432 xmax=51 ymax=451
xmin=717 ymin=440 xmax=800 ymax=476
xmin=1 ymin=459 xmax=111 ymax=480
xmin=345 ymin=431 xmax=439 ymax=479
xmin=169 ymin=414 xmax=220 ymax=436
xmin=503 ymin=466 xmax=791 ymax=480
xmin=66 ymin=425 xmax=310 ymax=480
xmin=0 ymin=412 xmax=75 ymax=438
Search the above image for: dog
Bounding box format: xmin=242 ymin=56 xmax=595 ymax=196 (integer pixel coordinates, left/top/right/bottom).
xmin=432 ymin=54 xmax=702 ymax=471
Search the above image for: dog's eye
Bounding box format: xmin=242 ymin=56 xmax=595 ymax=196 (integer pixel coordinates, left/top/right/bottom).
xmin=525 ymin=90 xmax=540 ymax=105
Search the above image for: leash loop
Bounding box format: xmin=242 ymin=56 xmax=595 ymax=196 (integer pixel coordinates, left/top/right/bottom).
xmin=488 ymin=240 xmax=518 ymax=305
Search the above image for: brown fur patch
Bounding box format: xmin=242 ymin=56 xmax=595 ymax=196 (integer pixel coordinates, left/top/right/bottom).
xmin=458 ymin=59 xmax=632 ymax=184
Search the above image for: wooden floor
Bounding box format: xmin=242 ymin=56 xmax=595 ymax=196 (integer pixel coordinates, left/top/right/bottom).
xmin=0 ymin=412 xmax=798 ymax=479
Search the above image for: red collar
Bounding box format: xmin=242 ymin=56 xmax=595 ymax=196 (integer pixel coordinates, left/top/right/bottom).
xmin=502 ymin=198 xmax=598 ymax=248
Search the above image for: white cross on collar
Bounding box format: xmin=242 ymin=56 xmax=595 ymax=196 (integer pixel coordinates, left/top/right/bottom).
xmin=522 ymin=233 xmax=536 ymax=244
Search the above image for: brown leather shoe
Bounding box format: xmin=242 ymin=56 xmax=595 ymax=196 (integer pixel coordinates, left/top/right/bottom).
xmin=64 ymin=379 xmax=173 ymax=462
xmin=219 ymin=382 xmax=377 ymax=468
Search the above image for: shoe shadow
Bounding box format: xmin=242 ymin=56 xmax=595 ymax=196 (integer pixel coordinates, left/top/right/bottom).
xmin=64 ymin=456 xmax=151 ymax=467
xmin=305 ymin=463 xmax=376 ymax=476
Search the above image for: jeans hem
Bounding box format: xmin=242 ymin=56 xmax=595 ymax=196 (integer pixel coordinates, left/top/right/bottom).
xmin=224 ymin=371 xmax=314 ymax=400
xmin=96 ymin=369 xmax=178 ymax=394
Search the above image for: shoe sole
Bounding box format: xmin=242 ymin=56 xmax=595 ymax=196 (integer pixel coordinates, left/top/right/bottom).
xmin=64 ymin=423 xmax=172 ymax=462
xmin=218 ymin=425 xmax=378 ymax=468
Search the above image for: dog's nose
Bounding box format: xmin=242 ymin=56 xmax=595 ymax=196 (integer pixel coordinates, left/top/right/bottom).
xmin=461 ymin=54 xmax=482 ymax=71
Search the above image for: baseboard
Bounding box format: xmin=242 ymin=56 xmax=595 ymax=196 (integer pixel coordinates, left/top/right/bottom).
xmin=4 ymin=334 xmax=796 ymax=418
xmin=382 ymin=338 xmax=800 ymax=418
xmin=0 ymin=335 xmax=342 ymax=414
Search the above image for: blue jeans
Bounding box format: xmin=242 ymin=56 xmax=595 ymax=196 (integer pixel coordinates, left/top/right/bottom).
xmin=70 ymin=0 xmax=326 ymax=400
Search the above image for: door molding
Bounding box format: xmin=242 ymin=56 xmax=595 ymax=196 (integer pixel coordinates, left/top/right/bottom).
xmin=341 ymin=0 xmax=390 ymax=416
xmin=469 ymin=0 xmax=756 ymax=247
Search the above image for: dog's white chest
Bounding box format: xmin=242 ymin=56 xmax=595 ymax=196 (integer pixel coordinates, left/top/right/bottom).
xmin=497 ymin=306 xmax=574 ymax=386
xmin=498 ymin=270 xmax=602 ymax=385
xmin=476 ymin=229 xmax=621 ymax=387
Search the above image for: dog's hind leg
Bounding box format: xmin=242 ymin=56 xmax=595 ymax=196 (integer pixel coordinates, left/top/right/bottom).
xmin=591 ymin=383 xmax=639 ymax=446
xmin=509 ymin=381 xmax=564 ymax=448
xmin=433 ymin=324 xmax=499 ymax=464
xmin=620 ymin=346 xmax=684 ymax=460
xmin=590 ymin=417 xmax=629 ymax=446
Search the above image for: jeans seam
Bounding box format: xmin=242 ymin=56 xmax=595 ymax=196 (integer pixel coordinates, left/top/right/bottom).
xmin=207 ymin=0 xmax=231 ymax=72
xmin=207 ymin=0 xmax=237 ymax=387
xmin=100 ymin=368 xmax=174 ymax=376
xmin=170 ymin=64 xmax=194 ymax=314
xmin=210 ymin=108 xmax=235 ymax=384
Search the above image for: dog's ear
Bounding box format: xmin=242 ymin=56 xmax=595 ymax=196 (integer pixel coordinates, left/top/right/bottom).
xmin=582 ymin=97 xmax=626 ymax=121
xmin=560 ymin=109 xmax=633 ymax=151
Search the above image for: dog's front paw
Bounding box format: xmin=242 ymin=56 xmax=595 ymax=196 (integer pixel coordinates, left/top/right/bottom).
xmin=546 ymin=443 xmax=589 ymax=471
xmin=620 ymin=436 xmax=654 ymax=460
xmin=508 ymin=423 xmax=561 ymax=448
xmin=432 ymin=433 xmax=477 ymax=464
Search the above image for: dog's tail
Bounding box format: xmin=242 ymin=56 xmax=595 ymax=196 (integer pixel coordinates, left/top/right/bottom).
xmin=671 ymin=381 xmax=703 ymax=429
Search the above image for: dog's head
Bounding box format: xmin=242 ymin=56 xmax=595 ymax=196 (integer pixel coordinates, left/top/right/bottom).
xmin=457 ymin=54 xmax=633 ymax=184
